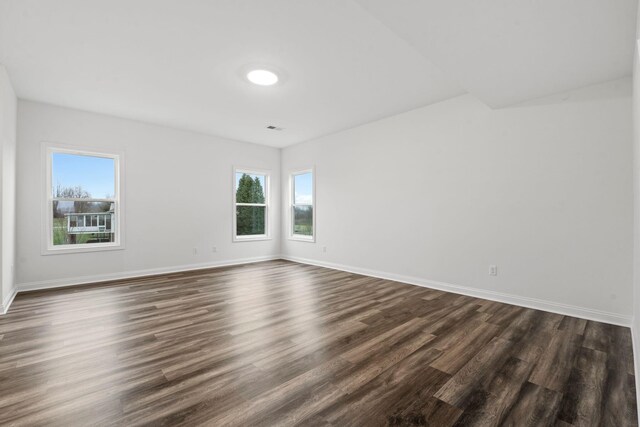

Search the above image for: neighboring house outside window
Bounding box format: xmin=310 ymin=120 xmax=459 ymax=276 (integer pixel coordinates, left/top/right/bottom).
xmin=44 ymin=144 xmax=123 ymax=254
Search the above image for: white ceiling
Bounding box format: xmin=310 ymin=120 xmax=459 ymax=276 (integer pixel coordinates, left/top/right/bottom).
xmin=0 ymin=1 xmax=636 ymax=147
xmin=355 ymin=0 xmax=638 ymax=108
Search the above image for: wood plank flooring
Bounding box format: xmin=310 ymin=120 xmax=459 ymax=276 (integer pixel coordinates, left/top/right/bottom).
xmin=0 ymin=260 xmax=636 ymax=426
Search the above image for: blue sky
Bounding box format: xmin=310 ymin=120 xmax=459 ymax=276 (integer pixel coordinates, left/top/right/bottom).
xmin=52 ymin=153 xmax=115 ymax=198
xmin=294 ymin=172 xmax=312 ymax=204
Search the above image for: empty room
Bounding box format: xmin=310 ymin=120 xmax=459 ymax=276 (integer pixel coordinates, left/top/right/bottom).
xmin=1 ymin=1 xmax=640 ymax=426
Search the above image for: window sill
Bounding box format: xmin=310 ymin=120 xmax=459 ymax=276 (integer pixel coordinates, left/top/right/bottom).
xmin=233 ymin=236 xmax=272 ymax=242
xmin=289 ymin=236 xmax=315 ymax=243
xmin=42 ymin=243 xmax=125 ymax=256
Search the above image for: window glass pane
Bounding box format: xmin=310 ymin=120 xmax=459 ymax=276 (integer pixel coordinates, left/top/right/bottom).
xmin=294 ymin=172 xmax=313 ymax=205
xmin=235 ymin=172 xmax=266 ymax=203
xmin=52 ymin=201 xmax=115 ymax=245
xmin=236 ymin=205 xmax=266 ymax=236
xmin=52 ymin=153 xmax=115 ymax=199
xmin=293 ymin=205 xmax=313 ymax=236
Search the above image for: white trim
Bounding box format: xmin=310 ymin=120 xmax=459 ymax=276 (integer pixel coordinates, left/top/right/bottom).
xmin=8 ymin=256 xmax=634 ymax=328
xmin=42 ymin=243 xmax=125 ymax=255
xmin=41 ymin=142 xmax=125 ymax=255
xmin=282 ymin=255 xmax=632 ymax=327
xmin=233 ymin=236 xmax=272 ymax=242
xmin=289 ymin=167 xmax=316 ymax=242
xmin=16 ymin=255 xmax=281 ymax=293
xmin=1 ymin=287 xmax=17 ymax=315
xmin=232 ymin=166 xmax=271 ymax=242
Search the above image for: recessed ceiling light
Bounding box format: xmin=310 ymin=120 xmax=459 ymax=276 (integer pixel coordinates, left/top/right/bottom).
xmin=247 ymin=69 xmax=278 ymax=86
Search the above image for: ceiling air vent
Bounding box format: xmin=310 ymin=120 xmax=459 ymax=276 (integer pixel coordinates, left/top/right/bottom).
xmin=266 ymin=125 xmax=283 ymax=131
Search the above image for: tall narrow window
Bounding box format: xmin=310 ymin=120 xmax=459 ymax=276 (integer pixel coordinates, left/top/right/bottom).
xmin=291 ymin=169 xmax=314 ymax=241
xmin=234 ymin=169 xmax=269 ymax=241
xmin=45 ymin=146 xmax=122 ymax=253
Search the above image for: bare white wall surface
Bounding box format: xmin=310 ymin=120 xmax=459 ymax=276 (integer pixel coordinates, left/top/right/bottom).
xmin=282 ymin=78 xmax=633 ymax=324
xmin=12 ymin=78 xmax=635 ymax=327
xmin=631 ymin=9 xmax=640 ymax=413
xmin=16 ymin=100 xmax=280 ymax=289
xmin=0 ymin=65 xmax=17 ymax=312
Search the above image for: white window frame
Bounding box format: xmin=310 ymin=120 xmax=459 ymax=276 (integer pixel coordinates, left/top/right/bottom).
xmin=232 ymin=167 xmax=271 ymax=242
xmin=289 ymin=167 xmax=315 ymax=242
xmin=42 ymin=143 xmax=125 ymax=255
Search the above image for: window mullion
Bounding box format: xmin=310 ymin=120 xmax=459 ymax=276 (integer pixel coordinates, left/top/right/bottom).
xmin=53 ymin=197 xmax=115 ymax=202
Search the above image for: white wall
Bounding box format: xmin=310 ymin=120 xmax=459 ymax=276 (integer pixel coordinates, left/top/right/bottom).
xmin=16 ymin=101 xmax=280 ymax=289
xmin=282 ymin=78 xmax=633 ymax=324
xmin=631 ymin=9 xmax=640 ymax=415
xmin=0 ymin=65 xmax=17 ymax=313
xmin=10 ymin=78 xmax=635 ymax=326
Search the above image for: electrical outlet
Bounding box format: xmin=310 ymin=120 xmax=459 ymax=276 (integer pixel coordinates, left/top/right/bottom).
xmin=489 ymin=265 xmax=497 ymax=276
xmin=323 ymin=246 xmax=327 ymax=253
xmin=193 ymin=248 xmax=198 ymax=255
xmin=212 ymin=246 xmax=217 ymax=253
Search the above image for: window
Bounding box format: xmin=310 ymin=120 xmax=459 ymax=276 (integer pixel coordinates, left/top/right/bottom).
xmin=45 ymin=145 xmax=122 ymax=253
xmin=291 ymin=169 xmax=314 ymax=241
xmin=233 ymin=168 xmax=270 ymax=241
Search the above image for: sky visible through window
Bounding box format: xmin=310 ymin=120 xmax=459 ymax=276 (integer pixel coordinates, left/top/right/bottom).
xmin=52 ymin=153 xmax=115 ymax=198
xmin=294 ymin=173 xmax=313 ymax=204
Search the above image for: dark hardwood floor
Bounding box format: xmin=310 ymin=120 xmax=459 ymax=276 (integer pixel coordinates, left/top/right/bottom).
xmin=0 ymin=260 xmax=636 ymax=426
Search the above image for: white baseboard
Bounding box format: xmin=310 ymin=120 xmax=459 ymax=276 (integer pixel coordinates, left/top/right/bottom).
xmin=15 ymin=255 xmax=281 ymax=294
xmin=1 ymin=287 xmax=17 ymax=314
xmin=9 ymin=254 xmax=633 ymax=327
xmin=282 ymin=255 xmax=632 ymax=327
